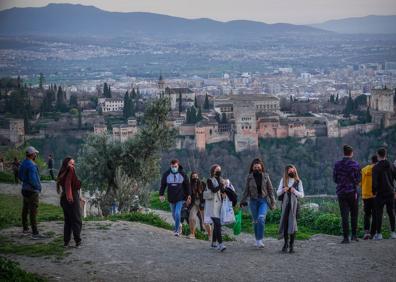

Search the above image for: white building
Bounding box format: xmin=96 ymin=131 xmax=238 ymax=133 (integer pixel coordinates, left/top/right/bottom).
xmin=98 ymin=98 xmax=124 ymax=113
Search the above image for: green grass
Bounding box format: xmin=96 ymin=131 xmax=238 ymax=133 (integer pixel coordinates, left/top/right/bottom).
xmin=0 ymin=171 xmax=52 ymax=184
xmin=149 ymin=192 xmax=171 ymax=211
xmin=0 ymin=171 xmax=15 ymax=183
xmin=0 ymin=235 xmax=65 ymax=258
xmin=0 ymin=194 xmax=63 ymax=230
xmin=0 ymin=256 xmax=46 ymax=282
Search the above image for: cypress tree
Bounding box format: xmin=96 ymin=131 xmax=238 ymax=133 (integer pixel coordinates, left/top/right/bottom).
xmin=203 ymin=93 xmax=210 ymax=110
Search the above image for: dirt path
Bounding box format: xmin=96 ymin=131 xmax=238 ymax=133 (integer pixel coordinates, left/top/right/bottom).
xmin=2 ymin=220 xmax=396 ymax=282
xmin=1 ymin=183 xmax=396 ymax=281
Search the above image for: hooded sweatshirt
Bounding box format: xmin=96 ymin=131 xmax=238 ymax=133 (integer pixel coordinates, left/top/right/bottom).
xmin=372 ymin=159 xmax=396 ymax=198
xmin=333 ymin=157 xmax=361 ymax=196
xmin=159 ymin=165 xmax=191 ymax=204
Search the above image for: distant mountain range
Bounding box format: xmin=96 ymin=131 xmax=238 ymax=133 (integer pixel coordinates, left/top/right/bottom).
xmin=0 ymin=3 xmax=326 ymax=39
xmin=0 ymin=4 xmax=394 ymax=39
xmin=312 ymin=15 xmax=396 ymax=34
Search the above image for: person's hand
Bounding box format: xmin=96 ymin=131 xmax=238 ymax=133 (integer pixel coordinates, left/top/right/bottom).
xmin=290 ymin=187 xmax=296 ymax=193
xmin=394 ymin=192 xmax=396 ymax=200
xmin=240 ymin=202 xmax=247 ymax=208
xmin=283 ymin=187 xmax=289 ymax=193
xmin=67 ymin=197 xmax=73 ymax=204
xmin=221 ymin=193 xmax=226 ymax=199
xmin=159 ymin=196 xmax=165 ymax=203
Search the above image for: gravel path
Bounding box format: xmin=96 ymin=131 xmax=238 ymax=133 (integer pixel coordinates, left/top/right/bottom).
xmin=2 ymin=221 xmax=396 ymax=282
xmin=1 ymin=183 xmax=396 ymax=281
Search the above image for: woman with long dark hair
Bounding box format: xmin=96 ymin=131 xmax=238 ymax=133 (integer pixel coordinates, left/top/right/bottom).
xmin=240 ymin=158 xmax=276 ymax=248
xmin=277 ymin=164 xmax=304 ymax=253
xmin=57 ymin=157 xmax=82 ymax=248
xmin=188 ymin=171 xmax=210 ymax=239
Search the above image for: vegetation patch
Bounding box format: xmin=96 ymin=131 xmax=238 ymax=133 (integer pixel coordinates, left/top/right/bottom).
xmin=0 ymin=256 xmax=46 ymax=282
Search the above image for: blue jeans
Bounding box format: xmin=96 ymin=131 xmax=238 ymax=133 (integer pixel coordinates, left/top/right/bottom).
xmin=170 ymin=201 xmax=184 ymax=233
xmin=249 ymin=198 xmax=268 ymax=240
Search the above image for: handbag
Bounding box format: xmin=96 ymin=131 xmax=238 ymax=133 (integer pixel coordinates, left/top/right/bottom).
xmin=203 ymin=189 xmax=214 ymax=200
xmin=203 ymin=177 xmax=219 ymax=200
xmin=221 ymin=196 xmax=236 ymax=225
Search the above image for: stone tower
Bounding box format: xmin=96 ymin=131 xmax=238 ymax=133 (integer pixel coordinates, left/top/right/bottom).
xmin=9 ymin=119 xmax=25 ymax=145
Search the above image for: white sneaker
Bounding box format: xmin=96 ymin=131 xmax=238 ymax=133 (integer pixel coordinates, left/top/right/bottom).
xmin=217 ymin=243 xmax=226 ymax=252
xmin=391 ymin=232 xmax=396 ymax=239
xmin=257 ymin=240 xmax=265 ymax=248
xmin=374 ymin=233 xmax=383 ymax=240
xmin=210 ymin=242 xmax=218 ymax=249
xmin=254 ymin=240 xmax=259 ymax=247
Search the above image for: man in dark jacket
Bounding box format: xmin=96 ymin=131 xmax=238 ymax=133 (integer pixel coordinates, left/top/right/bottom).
xmin=18 ymin=146 xmax=45 ymax=239
xmin=333 ymin=145 xmax=361 ymax=244
xmin=159 ymin=159 xmax=191 ymax=236
xmin=372 ymin=148 xmax=396 ymax=240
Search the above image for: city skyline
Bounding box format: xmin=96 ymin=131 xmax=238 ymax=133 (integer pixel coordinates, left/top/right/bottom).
xmin=0 ymin=0 xmax=395 ymax=25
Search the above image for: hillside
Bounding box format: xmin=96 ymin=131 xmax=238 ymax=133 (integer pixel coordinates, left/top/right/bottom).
xmin=311 ymin=15 xmax=396 ymax=34
xmin=0 ymin=3 xmax=327 ymax=39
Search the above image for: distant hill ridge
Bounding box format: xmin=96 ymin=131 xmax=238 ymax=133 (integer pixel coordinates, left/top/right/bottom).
xmin=311 ymin=15 xmax=396 ymax=34
xmin=0 ymin=3 xmax=327 ymax=39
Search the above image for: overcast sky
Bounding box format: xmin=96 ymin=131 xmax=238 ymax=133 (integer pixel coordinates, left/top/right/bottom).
xmin=0 ymin=0 xmax=395 ymax=24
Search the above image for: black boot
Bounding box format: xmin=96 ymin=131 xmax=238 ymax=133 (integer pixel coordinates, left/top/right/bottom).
xmin=282 ymin=235 xmax=288 ymax=253
xmin=289 ymin=234 xmax=295 ymax=253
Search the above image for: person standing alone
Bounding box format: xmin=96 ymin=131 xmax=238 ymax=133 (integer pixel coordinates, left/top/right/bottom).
xmin=48 ymin=154 xmax=55 ymax=180
xmin=18 ymin=146 xmax=45 ymax=239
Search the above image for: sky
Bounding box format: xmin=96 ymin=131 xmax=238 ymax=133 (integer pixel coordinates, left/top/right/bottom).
xmin=0 ymin=0 xmax=395 ymax=24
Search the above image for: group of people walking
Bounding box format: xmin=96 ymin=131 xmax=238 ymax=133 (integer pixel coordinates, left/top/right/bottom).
xmin=159 ymin=158 xmax=305 ymax=253
xmin=17 ymin=146 xmax=82 ymax=247
xmin=334 ymin=145 xmax=396 ymax=243
xmin=16 ymin=143 xmax=395 ymax=253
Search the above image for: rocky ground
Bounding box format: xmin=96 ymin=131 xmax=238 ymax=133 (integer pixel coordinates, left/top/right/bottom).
xmin=1 ymin=183 xmax=396 ymax=282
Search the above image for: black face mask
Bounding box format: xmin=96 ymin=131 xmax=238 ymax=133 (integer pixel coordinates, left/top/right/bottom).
xmin=215 ymin=171 xmax=221 ymax=177
xmin=253 ymin=169 xmax=260 ymax=174
xmin=288 ymin=173 xmax=295 ymax=178
xmin=192 ymin=178 xmax=198 ymax=182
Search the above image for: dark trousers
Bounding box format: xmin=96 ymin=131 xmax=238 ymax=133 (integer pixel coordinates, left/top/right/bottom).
xmin=375 ymin=196 xmax=395 ymax=234
xmin=21 ymin=190 xmax=39 ymax=234
xmin=363 ymin=198 xmax=376 ymax=236
xmin=338 ymin=192 xmax=358 ymax=238
xmin=49 ymin=169 xmax=55 ymax=180
xmin=14 ymin=171 xmax=19 ymax=184
xmin=211 ymin=217 xmax=222 ymax=244
xmin=61 ymin=193 xmax=82 ymax=244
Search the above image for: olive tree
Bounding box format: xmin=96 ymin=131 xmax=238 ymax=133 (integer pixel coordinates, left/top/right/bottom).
xmin=77 ymin=98 xmax=175 ymax=215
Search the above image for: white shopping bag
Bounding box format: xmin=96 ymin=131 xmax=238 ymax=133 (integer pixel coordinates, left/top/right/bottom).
xmin=221 ymin=196 xmax=235 ymax=225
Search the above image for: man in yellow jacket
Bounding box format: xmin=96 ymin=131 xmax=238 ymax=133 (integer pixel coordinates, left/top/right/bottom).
xmin=361 ymin=155 xmax=378 ymax=240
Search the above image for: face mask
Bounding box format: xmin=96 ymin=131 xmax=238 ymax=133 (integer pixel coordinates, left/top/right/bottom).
xmin=253 ymin=169 xmax=260 ymax=174
xmin=215 ymin=171 xmax=221 ymax=177
xmin=171 ymin=167 xmax=178 ymax=173
xmin=192 ymin=178 xmax=198 ymax=182
xmin=288 ymin=173 xmax=295 ymax=178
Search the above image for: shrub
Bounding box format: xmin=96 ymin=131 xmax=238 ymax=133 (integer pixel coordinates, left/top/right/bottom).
xmin=314 ymin=213 xmax=341 ymax=235
xmin=0 ymin=256 xmax=46 ymax=282
xmin=0 ymin=171 xmax=14 ymax=183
